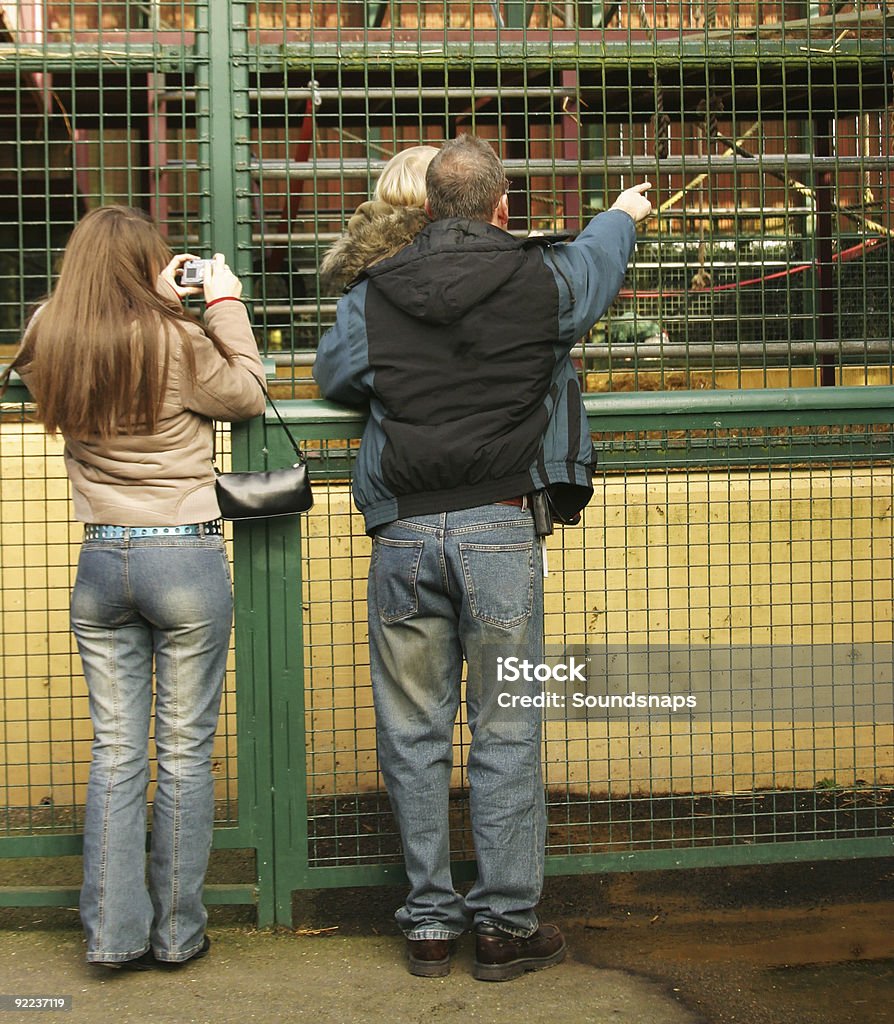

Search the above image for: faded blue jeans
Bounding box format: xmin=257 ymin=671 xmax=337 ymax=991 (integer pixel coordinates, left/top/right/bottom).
xmin=368 ymin=504 xmax=546 ymax=940
xmin=70 ymin=529 xmax=232 ymax=964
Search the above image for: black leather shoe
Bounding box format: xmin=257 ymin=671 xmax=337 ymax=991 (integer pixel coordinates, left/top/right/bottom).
xmin=406 ymin=937 xmax=454 ymax=978
xmin=474 ymin=923 xmax=566 ymax=981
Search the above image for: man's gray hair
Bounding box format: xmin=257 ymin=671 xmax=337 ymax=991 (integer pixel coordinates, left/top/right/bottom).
xmin=425 ymin=134 xmax=506 ymax=222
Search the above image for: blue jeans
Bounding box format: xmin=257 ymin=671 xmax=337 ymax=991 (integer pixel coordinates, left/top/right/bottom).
xmin=368 ymin=504 xmax=546 ymax=940
xmin=70 ymin=530 xmax=233 ymax=964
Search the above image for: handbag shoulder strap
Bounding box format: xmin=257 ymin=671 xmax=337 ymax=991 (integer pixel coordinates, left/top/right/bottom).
xmin=265 ymin=387 xmax=306 ymax=463
xmin=213 ymin=372 xmax=306 ymax=465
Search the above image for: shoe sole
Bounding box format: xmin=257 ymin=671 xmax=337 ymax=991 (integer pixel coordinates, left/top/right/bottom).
xmin=473 ymin=941 xmax=567 ymax=982
xmin=408 ymin=955 xmax=451 ymax=978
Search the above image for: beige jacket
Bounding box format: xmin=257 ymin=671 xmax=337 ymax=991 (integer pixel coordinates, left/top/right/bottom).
xmin=18 ymin=297 xmax=267 ymax=526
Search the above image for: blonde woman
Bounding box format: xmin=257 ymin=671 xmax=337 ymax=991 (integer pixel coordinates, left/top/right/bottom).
xmin=3 ymin=206 xmax=266 ymax=969
xmin=320 ymin=144 xmax=439 ymax=293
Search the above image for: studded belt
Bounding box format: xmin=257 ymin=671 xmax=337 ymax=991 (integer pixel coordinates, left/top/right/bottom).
xmin=83 ymin=519 xmax=223 ymax=541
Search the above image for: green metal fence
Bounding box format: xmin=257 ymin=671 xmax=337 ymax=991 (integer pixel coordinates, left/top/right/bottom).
xmin=0 ymin=0 xmax=893 ymax=926
xmin=0 ymin=397 xmax=264 ymax=915
xmin=3 ymin=383 xmax=893 ymax=924
xmin=275 ymin=390 xmax=894 ymax=916
xmin=1 ymin=1 xmax=892 ymax=380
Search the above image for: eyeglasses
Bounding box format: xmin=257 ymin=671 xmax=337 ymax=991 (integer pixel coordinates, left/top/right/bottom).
xmin=503 ymin=178 xmax=512 ymax=194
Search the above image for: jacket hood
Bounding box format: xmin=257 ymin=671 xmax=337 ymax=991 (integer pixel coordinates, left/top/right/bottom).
xmin=363 ymin=219 xmax=527 ymax=326
xmin=320 ymin=201 xmax=430 ymax=293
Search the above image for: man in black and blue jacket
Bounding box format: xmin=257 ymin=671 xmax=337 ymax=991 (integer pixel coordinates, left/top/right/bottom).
xmin=314 ymin=134 xmax=651 ymax=981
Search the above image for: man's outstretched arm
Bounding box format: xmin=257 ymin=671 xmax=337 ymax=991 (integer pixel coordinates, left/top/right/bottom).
xmin=545 ymin=182 xmax=652 ymax=345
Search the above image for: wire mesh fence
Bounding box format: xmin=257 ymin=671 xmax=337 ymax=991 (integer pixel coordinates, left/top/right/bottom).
xmin=0 ymin=404 xmax=241 ymax=840
xmin=234 ymin=0 xmax=894 ymax=387
xmin=0 ymin=1 xmax=215 ymax=320
xmin=3 ymin=394 xmax=892 ymax=899
xmin=0 ymin=0 xmax=892 ymax=919
xmin=296 ymin=412 xmax=894 ymax=875
xmin=0 ymin=1 xmax=890 ymax=385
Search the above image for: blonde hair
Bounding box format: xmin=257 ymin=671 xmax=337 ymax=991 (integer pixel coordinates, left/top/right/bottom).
xmin=374 ymin=145 xmax=439 ymax=207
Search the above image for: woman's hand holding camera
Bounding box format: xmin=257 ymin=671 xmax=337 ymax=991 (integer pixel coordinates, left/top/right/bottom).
xmin=202 ymin=253 xmax=242 ymax=304
xmin=161 ymin=252 xmax=242 ymax=304
xmin=161 ymin=252 xmax=203 ymax=300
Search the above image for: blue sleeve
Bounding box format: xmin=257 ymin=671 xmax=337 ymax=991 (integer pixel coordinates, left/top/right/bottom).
xmin=313 ymin=285 xmax=373 ymax=407
xmin=542 ymin=208 xmax=637 ymax=346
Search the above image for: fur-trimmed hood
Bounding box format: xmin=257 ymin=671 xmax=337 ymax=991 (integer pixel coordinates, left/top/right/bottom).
xmin=320 ymin=200 xmax=430 ymax=293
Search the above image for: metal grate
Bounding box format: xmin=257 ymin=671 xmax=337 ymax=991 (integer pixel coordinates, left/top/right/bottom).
xmin=232 ymin=0 xmax=894 ymax=389
xmin=0 ymin=0 xmax=218 ymax=345
xmin=297 ymin=415 xmax=894 ymax=872
xmin=0 ymin=406 xmax=86 ymax=837
xmin=1 ymin=2 xmax=891 ymax=377
xmin=0 ymin=0 xmax=892 ymax=922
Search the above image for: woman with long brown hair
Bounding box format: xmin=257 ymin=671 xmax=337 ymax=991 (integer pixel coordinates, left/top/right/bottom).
xmin=4 ymin=206 xmax=266 ymax=969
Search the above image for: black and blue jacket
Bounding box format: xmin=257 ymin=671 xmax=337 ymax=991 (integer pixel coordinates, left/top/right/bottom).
xmin=314 ymin=208 xmax=638 ymax=534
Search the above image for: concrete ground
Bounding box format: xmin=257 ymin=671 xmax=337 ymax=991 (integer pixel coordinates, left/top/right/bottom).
xmin=1 ymin=859 xmax=892 ymax=1024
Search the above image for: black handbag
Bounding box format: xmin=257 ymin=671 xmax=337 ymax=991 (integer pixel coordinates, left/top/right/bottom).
xmin=214 ymin=389 xmax=313 ymax=520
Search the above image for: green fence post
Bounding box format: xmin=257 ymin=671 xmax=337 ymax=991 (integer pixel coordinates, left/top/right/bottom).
xmin=268 ymin=509 xmax=310 ymax=921
xmin=195 ymin=0 xmax=253 ymax=276
xmin=195 ymin=0 xmax=277 ymax=924
xmin=229 ymin=419 xmax=281 ymax=928
xmin=230 ymin=413 xmax=310 ymax=926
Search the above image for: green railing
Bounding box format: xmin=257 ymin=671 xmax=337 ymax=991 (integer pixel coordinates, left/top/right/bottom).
xmin=244 ymin=387 xmax=894 ymax=924
xmin=7 ymin=382 xmax=892 ymax=925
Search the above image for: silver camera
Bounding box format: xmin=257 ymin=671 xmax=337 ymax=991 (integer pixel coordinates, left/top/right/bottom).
xmin=180 ymin=258 xmax=213 ymax=286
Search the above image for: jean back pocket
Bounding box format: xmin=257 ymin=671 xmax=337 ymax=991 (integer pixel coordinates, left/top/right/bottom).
xmin=459 ymin=541 xmax=535 ymax=629
xmin=371 ymin=536 xmax=424 ymax=623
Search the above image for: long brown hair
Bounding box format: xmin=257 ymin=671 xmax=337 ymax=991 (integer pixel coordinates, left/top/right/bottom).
xmin=7 ymin=206 xmax=229 ymax=439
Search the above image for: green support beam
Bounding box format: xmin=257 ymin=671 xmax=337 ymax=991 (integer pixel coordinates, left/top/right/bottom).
xmin=195 ymin=0 xmax=254 ymax=277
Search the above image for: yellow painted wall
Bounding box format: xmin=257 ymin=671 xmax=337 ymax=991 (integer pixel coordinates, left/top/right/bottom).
xmin=303 ymin=468 xmax=893 ymax=796
xmin=3 ymin=421 xmax=892 ymax=809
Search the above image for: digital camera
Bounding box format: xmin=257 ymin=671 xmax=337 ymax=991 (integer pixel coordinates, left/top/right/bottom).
xmin=180 ymin=258 xmax=213 ymax=286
